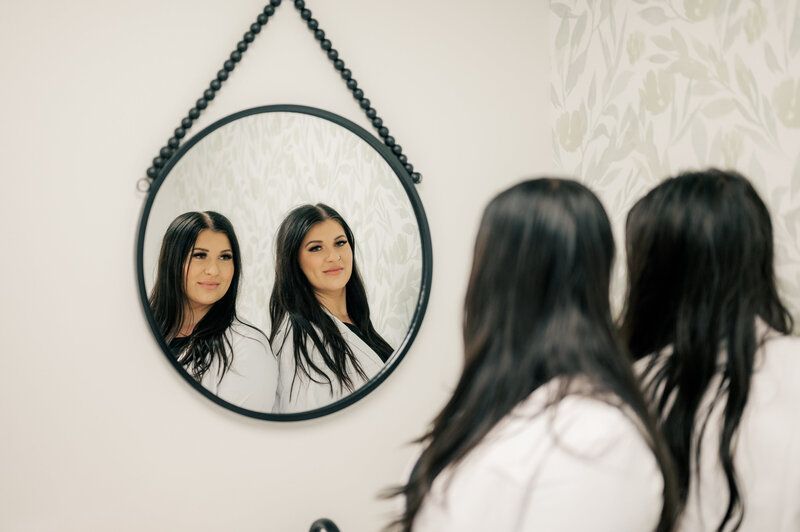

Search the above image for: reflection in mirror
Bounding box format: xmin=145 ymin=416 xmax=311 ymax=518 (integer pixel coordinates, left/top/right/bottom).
xmin=270 ymin=204 xmax=394 ymax=414
xmin=139 ymin=106 xmax=429 ymax=419
xmin=149 ymin=211 xmax=277 ymax=411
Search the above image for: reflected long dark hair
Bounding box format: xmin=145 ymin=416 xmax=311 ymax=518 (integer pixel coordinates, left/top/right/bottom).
xmin=149 ymin=211 xmax=243 ymax=383
xmin=269 ymin=203 xmax=392 ymax=396
xmin=393 ymin=178 xmax=678 ymax=532
xmin=621 ymin=169 xmax=793 ymax=532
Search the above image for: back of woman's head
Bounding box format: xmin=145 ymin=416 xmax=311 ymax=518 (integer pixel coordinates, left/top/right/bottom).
xmin=149 ymin=210 xmax=242 ymax=381
xmin=465 ymin=179 xmax=617 ymax=378
xmin=621 ymin=168 xmax=792 ymax=531
xmin=623 ymin=168 xmax=791 ymax=359
xmin=395 ymin=178 xmax=677 ymax=532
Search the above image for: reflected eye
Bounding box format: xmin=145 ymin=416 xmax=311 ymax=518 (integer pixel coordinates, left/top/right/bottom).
xmin=308 ymin=245 xmax=322 ymax=252
xmin=220 ymin=253 xmax=233 ymax=261
xmin=192 ymin=252 xmax=207 ymax=259
xmin=335 ymin=239 xmax=348 ymax=247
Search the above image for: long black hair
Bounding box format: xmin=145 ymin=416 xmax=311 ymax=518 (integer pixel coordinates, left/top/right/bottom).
xmin=149 ymin=211 xmax=244 ymax=383
xmin=269 ymin=203 xmax=392 ymax=396
xmin=621 ymin=169 xmax=793 ymax=532
xmin=393 ymin=178 xmax=678 ymax=532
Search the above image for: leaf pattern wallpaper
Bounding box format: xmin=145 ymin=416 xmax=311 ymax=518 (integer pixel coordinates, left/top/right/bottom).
xmin=551 ymin=0 xmax=800 ymax=324
xmin=142 ymin=112 xmax=423 ymax=349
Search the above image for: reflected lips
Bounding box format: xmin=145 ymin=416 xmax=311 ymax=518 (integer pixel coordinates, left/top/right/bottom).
xmin=198 ymin=282 xmax=220 ymax=289
xmin=323 ymin=268 xmax=344 ymax=275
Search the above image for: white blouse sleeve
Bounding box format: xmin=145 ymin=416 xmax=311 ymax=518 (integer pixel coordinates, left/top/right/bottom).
xmin=213 ymin=327 xmax=278 ymax=412
xmin=272 ymin=320 xmax=327 ymax=414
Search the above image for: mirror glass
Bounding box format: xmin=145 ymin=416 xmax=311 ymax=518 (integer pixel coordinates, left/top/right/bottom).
xmin=137 ymin=105 xmax=431 ymax=420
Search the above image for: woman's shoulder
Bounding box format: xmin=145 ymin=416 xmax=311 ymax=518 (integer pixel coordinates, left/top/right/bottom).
xmin=754 ymin=332 xmax=800 ymax=402
xmin=541 ymin=392 xmax=649 ymax=452
xmin=483 ymin=386 xmax=653 ymax=476
xmin=419 ymin=389 xmax=663 ymax=532
xmin=270 ymin=314 xmax=334 ymax=352
xmin=269 ymin=315 xmax=306 ymax=347
xmin=761 ymin=332 xmax=800 ymax=363
xmin=269 ymin=314 xmax=322 ymax=336
xmin=229 ymin=320 xmax=272 ymax=354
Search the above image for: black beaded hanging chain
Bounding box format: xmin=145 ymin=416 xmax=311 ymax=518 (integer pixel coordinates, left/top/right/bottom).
xmin=140 ymin=0 xmax=421 ymax=191
xmin=295 ymin=0 xmax=421 ymax=183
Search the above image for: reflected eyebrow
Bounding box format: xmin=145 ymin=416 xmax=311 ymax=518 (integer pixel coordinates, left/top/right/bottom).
xmin=192 ymin=247 xmax=232 ymax=253
xmin=305 ymin=235 xmax=347 ymax=247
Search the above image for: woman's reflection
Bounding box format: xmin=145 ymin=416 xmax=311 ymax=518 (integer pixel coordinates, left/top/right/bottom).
xmin=270 ymin=203 xmax=393 ymax=414
xmin=149 ymin=211 xmax=277 ymax=411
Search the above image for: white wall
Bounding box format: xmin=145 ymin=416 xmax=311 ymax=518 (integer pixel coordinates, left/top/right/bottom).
xmin=0 ymin=1 xmax=551 ymax=531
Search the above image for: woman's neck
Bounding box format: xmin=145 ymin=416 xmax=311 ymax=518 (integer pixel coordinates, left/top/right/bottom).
xmin=316 ymin=289 xmax=350 ymax=324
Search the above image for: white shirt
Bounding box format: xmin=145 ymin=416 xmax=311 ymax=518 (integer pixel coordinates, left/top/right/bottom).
xmin=640 ymin=331 xmax=800 ymax=532
xmin=271 ymin=314 xmax=385 ymax=414
xmin=197 ymin=321 xmax=278 ymax=413
xmin=412 ymin=382 xmax=665 ymax=532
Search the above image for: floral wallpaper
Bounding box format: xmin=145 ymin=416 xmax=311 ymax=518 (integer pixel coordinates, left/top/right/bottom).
xmin=142 ymin=111 xmax=423 ymax=349
xmin=551 ymin=0 xmax=800 ymax=325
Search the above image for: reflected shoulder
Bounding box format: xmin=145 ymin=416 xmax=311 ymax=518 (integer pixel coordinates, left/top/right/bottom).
xmin=230 ymin=320 xmax=272 ymax=353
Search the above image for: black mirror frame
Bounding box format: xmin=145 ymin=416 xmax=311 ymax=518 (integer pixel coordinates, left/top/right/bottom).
xmin=136 ymin=104 xmax=433 ymax=421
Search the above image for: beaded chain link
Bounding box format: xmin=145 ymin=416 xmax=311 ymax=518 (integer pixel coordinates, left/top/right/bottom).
xmin=141 ymin=0 xmax=422 ymax=191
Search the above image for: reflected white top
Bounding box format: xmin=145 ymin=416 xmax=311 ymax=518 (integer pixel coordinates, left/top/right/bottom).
xmin=194 ymin=321 xmax=278 ymax=413
xmin=271 ymin=313 xmax=385 ymax=414
xmin=412 ymin=382 xmax=665 ymax=532
xmin=639 ymin=329 xmax=800 ymax=532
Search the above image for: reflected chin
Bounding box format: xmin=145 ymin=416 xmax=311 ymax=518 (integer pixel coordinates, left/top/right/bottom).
xmin=314 ymin=276 xmax=349 ymax=292
xmin=188 ymin=288 xmax=226 ymax=307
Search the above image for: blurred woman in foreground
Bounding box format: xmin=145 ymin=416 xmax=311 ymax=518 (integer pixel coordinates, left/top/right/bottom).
xmin=395 ymin=178 xmax=678 ymax=532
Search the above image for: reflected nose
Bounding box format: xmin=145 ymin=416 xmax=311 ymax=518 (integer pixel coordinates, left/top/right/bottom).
xmin=204 ymin=261 xmax=220 ymax=275
xmin=326 ymin=249 xmax=341 ymax=262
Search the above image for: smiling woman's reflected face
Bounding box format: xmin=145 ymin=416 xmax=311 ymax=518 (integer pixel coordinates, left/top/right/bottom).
xmin=298 ymin=219 xmax=353 ymax=295
xmin=184 ymin=229 xmax=235 ymax=313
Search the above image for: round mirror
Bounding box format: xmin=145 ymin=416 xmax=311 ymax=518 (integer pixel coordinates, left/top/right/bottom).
xmin=136 ymin=105 xmax=431 ymax=420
